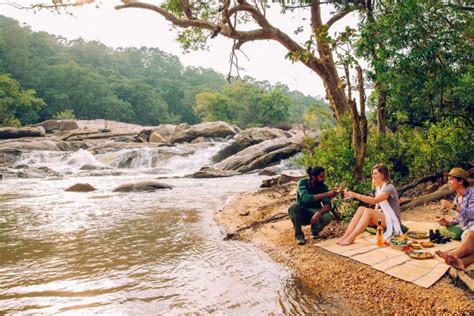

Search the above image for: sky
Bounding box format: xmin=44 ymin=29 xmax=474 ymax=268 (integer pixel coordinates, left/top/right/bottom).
xmin=0 ymin=1 xmax=360 ymax=98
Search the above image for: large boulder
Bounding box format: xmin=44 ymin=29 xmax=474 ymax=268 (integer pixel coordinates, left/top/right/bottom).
xmin=191 ymin=166 xmax=241 ymax=178
xmin=153 ymin=124 xmax=177 ymax=139
xmin=0 ymin=127 xmax=45 ymax=139
xmin=65 ymin=183 xmax=97 ymax=192
xmin=171 ymin=121 xmax=238 ymax=143
xmin=58 ymin=120 xmax=79 ymax=131
xmin=212 ymin=127 xmax=289 ymax=162
xmin=149 ymin=131 xmax=166 ymax=143
xmin=0 ymin=140 xmax=60 ymax=151
xmin=112 ymin=180 xmax=173 ymax=192
xmin=216 ymin=137 xmax=302 ymax=173
xmin=36 ymin=119 xmax=59 ymax=132
xmin=17 ymin=166 xmax=60 ymax=178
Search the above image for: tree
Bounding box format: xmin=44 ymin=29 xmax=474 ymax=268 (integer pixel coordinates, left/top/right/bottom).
xmin=194 ymin=91 xmax=233 ymax=122
xmin=0 ymin=74 xmax=45 ymax=126
xmin=357 ymin=0 xmax=473 ymax=130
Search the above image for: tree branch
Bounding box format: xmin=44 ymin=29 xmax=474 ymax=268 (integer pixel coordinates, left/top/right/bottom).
xmin=325 ymin=9 xmax=352 ymax=29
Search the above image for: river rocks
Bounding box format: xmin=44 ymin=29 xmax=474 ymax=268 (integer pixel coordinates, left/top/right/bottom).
xmin=0 ymin=140 xmax=61 ymax=151
xmin=258 ymin=165 xmax=282 ymax=176
xmin=149 ymin=131 xmax=166 ymax=143
xmin=112 ymin=180 xmax=173 ymax=192
xmin=174 ymin=123 xmax=190 ymax=134
xmin=171 ymin=121 xmax=238 ymax=143
xmin=65 ymin=183 xmax=97 ymax=192
xmin=0 ymin=148 xmax=22 ymax=165
xmin=216 ymin=137 xmax=302 ymax=173
xmin=0 ymin=127 xmax=46 ymax=139
xmin=212 ymin=127 xmax=290 ymax=162
xmin=36 ymin=120 xmax=79 ymax=132
xmin=191 ymin=166 xmax=241 ymax=178
xmin=36 ymin=119 xmax=59 ymax=132
xmin=16 ymin=166 xmax=60 ymax=178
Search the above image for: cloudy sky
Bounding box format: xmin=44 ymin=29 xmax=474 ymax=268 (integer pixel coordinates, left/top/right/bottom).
xmin=0 ymin=1 xmax=359 ymax=97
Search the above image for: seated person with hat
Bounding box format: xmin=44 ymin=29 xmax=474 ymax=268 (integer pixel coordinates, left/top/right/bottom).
xmin=436 ymin=167 xmax=474 ymax=271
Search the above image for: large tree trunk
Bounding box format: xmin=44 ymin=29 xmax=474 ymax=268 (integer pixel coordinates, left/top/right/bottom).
xmin=375 ymin=82 xmax=387 ymax=133
xmin=352 ymin=65 xmax=368 ymax=182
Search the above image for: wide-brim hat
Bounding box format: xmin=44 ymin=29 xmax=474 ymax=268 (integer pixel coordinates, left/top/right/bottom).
xmin=444 ymin=167 xmax=469 ymax=181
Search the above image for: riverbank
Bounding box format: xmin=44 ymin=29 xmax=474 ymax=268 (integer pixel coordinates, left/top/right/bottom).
xmin=215 ymin=182 xmax=474 ymax=314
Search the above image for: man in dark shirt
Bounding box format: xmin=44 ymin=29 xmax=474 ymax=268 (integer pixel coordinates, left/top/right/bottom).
xmin=288 ymin=166 xmax=337 ymax=245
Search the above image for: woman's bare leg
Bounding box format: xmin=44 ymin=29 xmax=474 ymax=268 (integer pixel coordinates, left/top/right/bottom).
xmin=339 ymin=209 xmax=385 ymax=246
xmin=338 ymin=207 xmax=367 ymax=243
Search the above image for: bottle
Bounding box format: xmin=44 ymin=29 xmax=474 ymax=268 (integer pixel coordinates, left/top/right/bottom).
xmin=376 ymin=219 xmax=384 ymax=246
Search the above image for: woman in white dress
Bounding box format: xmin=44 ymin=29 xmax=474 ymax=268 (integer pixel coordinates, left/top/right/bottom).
xmin=338 ymin=164 xmax=402 ymax=246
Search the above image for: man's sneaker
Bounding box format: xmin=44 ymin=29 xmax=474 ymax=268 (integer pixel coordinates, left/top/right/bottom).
xmin=296 ymin=236 xmax=306 ymax=245
xmin=311 ymin=234 xmax=320 ymax=240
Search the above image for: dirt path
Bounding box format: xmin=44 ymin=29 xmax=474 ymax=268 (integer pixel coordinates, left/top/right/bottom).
xmin=215 ymin=183 xmax=474 ymax=314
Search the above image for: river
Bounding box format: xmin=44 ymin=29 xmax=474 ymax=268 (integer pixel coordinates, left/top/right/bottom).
xmin=0 ymin=141 xmax=339 ymax=314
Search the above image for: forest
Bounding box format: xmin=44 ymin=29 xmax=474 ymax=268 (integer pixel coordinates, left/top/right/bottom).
xmin=0 ymin=15 xmax=331 ymax=129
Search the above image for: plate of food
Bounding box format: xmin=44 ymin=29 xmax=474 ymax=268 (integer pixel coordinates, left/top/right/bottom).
xmin=410 ymin=241 xmax=422 ymax=249
xmin=390 ymin=235 xmax=409 ymax=251
xmin=420 ymin=241 xmax=434 ymax=248
xmin=407 ymin=231 xmax=428 ymax=239
xmin=407 ymin=251 xmax=434 ymax=260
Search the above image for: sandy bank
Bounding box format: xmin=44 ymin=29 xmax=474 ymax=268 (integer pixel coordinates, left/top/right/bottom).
xmin=215 ymin=183 xmax=474 ymax=314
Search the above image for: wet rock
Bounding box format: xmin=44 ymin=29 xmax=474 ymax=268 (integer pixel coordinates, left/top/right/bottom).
xmin=171 ymin=121 xmax=238 ymax=143
xmin=65 ymin=183 xmax=97 ymax=192
xmin=259 ymin=165 xmax=281 ymax=176
xmin=0 ymin=127 xmax=46 ymax=139
xmin=191 ymin=166 xmax=241 ymax=178
xmin=212 ymin=127 xmax=289 ymax=163
xmin=190 ymin=136 xmax=211 ymax=144
xmin=17 ymin=166 xmax=59 ymax=178
xmin=80 ymin=164 xmax=108 ymax=171
xmin=112 ymin=180 xmax=173 ymax=192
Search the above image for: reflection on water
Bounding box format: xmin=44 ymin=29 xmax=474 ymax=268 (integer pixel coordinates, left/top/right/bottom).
xmin=0 ymin=175 xmax=342 ymax=314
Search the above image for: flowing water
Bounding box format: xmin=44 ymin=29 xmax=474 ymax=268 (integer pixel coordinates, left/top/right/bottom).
xmin=0 ymin=142 xmax=342 ymax=314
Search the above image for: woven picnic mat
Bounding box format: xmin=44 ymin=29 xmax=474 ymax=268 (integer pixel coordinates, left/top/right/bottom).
xmin=316 ymin=221 xmax=462 ymax=288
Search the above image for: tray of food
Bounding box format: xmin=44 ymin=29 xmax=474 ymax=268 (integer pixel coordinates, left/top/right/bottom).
xmin=407 ymin=231 xmax=428 ymax=239
xmin=407 ymin=251 xmax=434 ymax=260
xmin=420 ymin=241 xmax=434 ymax=248
xmin=389 ymin=234 xmax=409 ymax=251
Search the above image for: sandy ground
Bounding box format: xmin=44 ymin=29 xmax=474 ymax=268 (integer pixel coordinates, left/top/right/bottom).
xmin=215 ymin=182 xmax=474 ymax=314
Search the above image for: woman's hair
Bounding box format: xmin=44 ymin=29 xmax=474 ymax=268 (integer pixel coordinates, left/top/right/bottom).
xmin=307 ymin=166 xmax=325 ymax=177
xmin=373 ymin=164 xmax=390 ymax=182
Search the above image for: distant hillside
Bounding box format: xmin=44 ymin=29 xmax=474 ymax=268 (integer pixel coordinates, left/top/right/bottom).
xmin=0 ymin=15 xmax=333 ymax=128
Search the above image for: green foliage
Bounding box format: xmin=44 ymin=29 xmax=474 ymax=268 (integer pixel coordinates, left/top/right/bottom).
xmin=194 ymin=91 xmax=233 ymax=122
xmin=298 ymin=118 xmax=474 ymax=192
xmin=357 ymin=0 xmax=474 ymax=129
xmin=296 ymin=115 xmax=371 ymax=191
xmin=0 ymin=74 xmax=45 ymax=126
xmin=53 ymin=109 xmax=75 ymax=120
xmin=0 ymin=15 xmax=330 ymax=127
